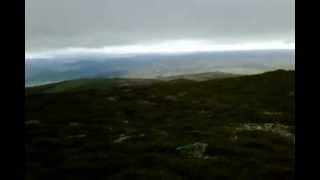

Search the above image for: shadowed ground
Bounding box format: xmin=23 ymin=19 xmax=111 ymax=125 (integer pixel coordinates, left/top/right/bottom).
xmin=25 ymin=70 xmax=295 ymax=180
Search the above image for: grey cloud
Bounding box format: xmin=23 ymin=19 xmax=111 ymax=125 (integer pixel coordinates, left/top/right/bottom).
xmin=26 ymin=0 xmax=295 ymax=52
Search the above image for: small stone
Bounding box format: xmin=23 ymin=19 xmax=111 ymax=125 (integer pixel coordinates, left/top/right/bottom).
xmin=262 ymin=111 xmax=283 ymax=116
xmin=177 ymin=92 xmax=187 ymax=97
xmin=165 ymin=95 xmax=177 ymax=101
xmin=114 ymin=134 xmax=131 ymax=143
xmin=68 ymin=134 xmax=86 ymax=139
xmin=108 ymin=97 xmax=117 ymax=102
xmin=137 ymin=100 xmax=156 ymax=106
xmin=69 ymin=122 xmax=80 ymax=126
xmin=176 ymin=142 xmax=208 ymax=158
xmin=237 ymin=123 xmax=294 ymax=142
xmin=231 ymin=135 xmax=238 ymax=141
xmin=203 ymin=156 xmax=210 ymax=160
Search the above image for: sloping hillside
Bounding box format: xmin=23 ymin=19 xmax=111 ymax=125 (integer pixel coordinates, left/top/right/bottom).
xmin=158 ymin=72 xmax=240 ymax=81
xmin=25 ymin=70 xmax=295 ymax=180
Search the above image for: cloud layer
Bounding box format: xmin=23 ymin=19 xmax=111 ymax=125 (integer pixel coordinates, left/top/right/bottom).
xmin=26 ymin=0 xmax=295 ymax=53
xmin=26 ymin=40 xmax=294 ymax=60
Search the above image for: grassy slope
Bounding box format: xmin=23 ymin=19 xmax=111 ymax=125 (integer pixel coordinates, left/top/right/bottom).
xmin=158 ymin=72 xmax=240 ymax=81
xmin=25 ymin=70 xmax=295 ymax=180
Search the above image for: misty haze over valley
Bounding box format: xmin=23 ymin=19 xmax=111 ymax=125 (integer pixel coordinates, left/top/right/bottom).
xmin=26 ymin=49 xmax=294 ymax=86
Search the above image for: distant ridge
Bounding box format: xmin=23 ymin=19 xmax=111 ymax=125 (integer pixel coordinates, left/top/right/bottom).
xmin=25 ymin=70 xmax=292 ymax=95
xmin=26 ymin=71 xmax=240 ymax=90
xmin=158 ymin=72 xmax=240 ymax=81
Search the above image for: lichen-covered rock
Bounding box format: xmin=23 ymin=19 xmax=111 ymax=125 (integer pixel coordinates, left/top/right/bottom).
xmin=113 ymin=134 xmax=131 ymax=143
xmin=236 ymin=123 xmax=295 ymax=143
xmin=176 ymin=142 xmax=208 ymax=158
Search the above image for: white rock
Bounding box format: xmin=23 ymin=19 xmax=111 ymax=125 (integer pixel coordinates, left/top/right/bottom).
xmin=114 ymin=134 xmax=131 ymax=143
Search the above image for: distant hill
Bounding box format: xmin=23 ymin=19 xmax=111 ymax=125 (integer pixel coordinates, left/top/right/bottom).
xmin=26 ymin=78 xmax=161 ymax=94
xmin=158 ymin=72 xmax=240 ymax=81
xmin=25 ymin=49 xmax=295 ymax=86
xmin=26 ymin=71 xmax=241 ymax=94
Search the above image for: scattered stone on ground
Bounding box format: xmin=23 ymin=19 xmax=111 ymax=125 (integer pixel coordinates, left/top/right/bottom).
xmin=122 ymin=120 xmax=129 ymax=124
xmin=210 ymin=156 xmax=229 ymax=162
xmin=69 ymin=122 xmax=80 ymax=126
xmin=119 ymin=83 xmax=130 ymax=87
xmin=262 ymin=111 xmax=283 ymax=116
xmin=137 ymin=100 xmax=156 ymax=106
xmin=107 ymin=97 xmax=117 ymax=102
xmin=151 ymin=129 xmax=169 ymax=137
xmin=199 ymin=110 xmax=209 ymax=114
xmin=165 ymin=95 xmax=177 ymax=101
xmin=203 ymin=156 xmax=210 ymax=160
xmin=231 ymin=135 xmax=238 ymax=141
xmin=25 ymin=120 xmax=40 ymax=125
xmin=176 ymin=142 xmax=208 ymax=158
xmin=114 ymin=134 xmax=131 ymax=143
xmin=159 ymin=131 xmax=169 ymax=137
xmin=123 ymin=89 xmax=132 ymax=92
xmin=177 ymin=92 xmax=188 ymax=97
xmin=236 ymin=123 xmax=295 ymax=142
xmin=191 ymin=100 xmax=201 ymax=104
xmin=67 ymin=134 xmax=86 ymax=139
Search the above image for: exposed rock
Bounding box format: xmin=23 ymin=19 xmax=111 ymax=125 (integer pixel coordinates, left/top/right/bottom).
xmin=123 ymin=89 xmax=132 ymax=92
xmin=262 ymin=111 xmax=283 ymax=116
xmin=137 ymin=100 xmax=156 ymax=106
xmin=107 ymin=97 xmax=117 ymax=102
xmin=69 ymin=122 xmax=80 ymax=126
xmin=209 ymin=156 xmax=229 ymax=162
xmin=231 ymin=135 xmax=239 ymax=141
xmin=159 ymin=131 xmax=169 ymax=137
xmin=236 ymin=123 xmax=294 ymax=142
xmin=199 ymin=110 xmax=209 ymax=114
xmin=119 ymin=83 xmax=130 ymax=87
xmin=177 ymin=92 xmax=188 ymax=97
xmin=203 ymin=156 xmax=210 ymax=160
xmin=191 ymin=100 xmax=201 ymax=104
xmin=68 ymin=134 xmax=86 ymax=139
xmin=114 ymin=134 xmax=131 ymax=143
xmin=165 ymin=95 xmax=177 ymax=101
xmin=176 ymin=142 xmax=208 ymax=158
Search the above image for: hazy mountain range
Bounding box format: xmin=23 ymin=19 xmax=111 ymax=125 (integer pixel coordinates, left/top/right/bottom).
xmin=26 ymin=49 xmax=294 ymax=86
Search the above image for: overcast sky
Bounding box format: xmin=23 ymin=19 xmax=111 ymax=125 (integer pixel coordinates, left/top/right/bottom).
xmin=26 ymin=0 xmax=295 ymax=55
